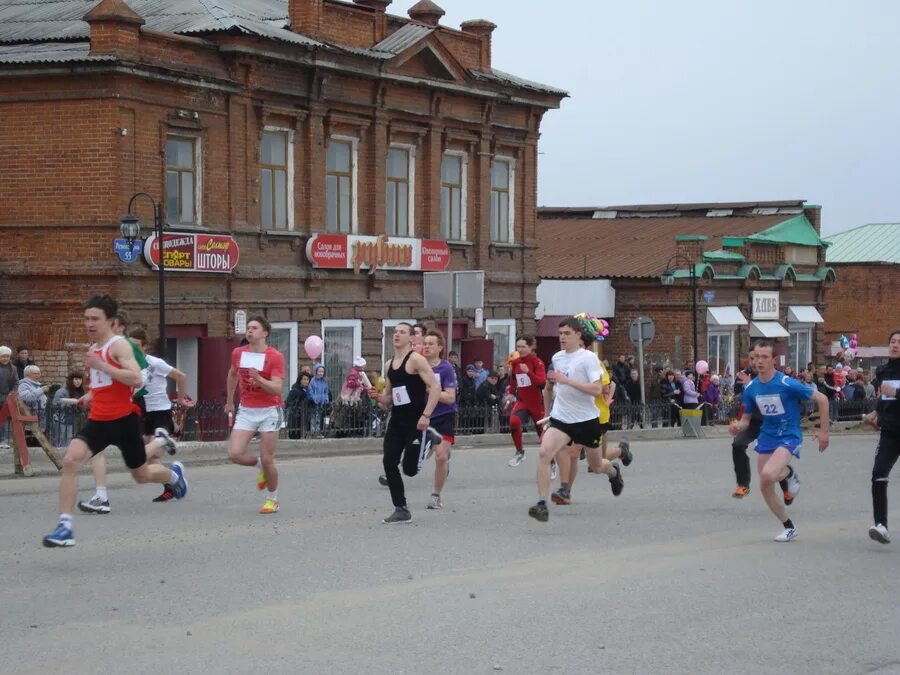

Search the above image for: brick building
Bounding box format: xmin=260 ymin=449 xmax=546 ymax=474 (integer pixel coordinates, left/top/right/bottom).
xmin=536 ymin=201 xmax=834 ymax=378
xmin=823 ymin=223 xmax=900 ymax=362
xmin=0 ymin=0 xmax=565 ymax=398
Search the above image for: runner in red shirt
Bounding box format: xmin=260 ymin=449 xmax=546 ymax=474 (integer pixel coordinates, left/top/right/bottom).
xmin=225 ymin=316 xmax=285 ymax=514
xmin=507 ymin=336 xmax=547 ymax=467
xmin=43 ymin=295 xmax=187 ymax=548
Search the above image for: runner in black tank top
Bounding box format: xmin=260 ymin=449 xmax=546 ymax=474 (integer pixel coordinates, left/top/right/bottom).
xmin=368 ymin=322 xmax=441 ymax=524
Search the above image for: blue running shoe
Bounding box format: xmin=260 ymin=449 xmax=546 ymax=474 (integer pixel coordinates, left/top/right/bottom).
xmin=43 ymin=522 xmax=75 ymax=548
xmin=171 ymin=461 xmax=188 ymax=500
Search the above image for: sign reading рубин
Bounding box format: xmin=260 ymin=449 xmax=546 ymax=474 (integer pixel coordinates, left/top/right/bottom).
xmin=143 ymin=233 xmax=240 ymax=273
xmin=306 ymin=234 xmax=451 ymax=274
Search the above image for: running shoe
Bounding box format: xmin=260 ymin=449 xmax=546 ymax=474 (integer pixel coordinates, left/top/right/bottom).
xmin=427 ymin=493 xmax=442 ymax=510
xmin=257 ymin=469 xmax=267 ymax=491
xmin=774 ymin=527 xmax=798 ymax=542
xmin=378 ymin=474 xmax=389 ymax=486
xmin=383 ymin=507 xmax=412 ymax=524
xmin=77 ymin=496 xmax=110 ymax=514
xmin=153 ymin=485 xmax=175 ymax=503
xmin=619 ymin=441 xmax=633 ymax=467
xmin=259 ymin=498 xmax=279 ymax=514
xmin=528 ymin=501 xmax=549 ymax=522
xmin=609 ymin=463 xmax=624 ymax=496
xmin=551 ymin=488 xmax=571 ymax=505
xmin=783 ymin=490 xmax=794 ymax=506
xmin=170 ymin=461 xmax=188 ymax=499
xmin=508 ymin=451 xmax=525 ymax=467
xmin=732 ymin=485 xmax=751 ymax=499
xmin=550 ymin=461 xmax=559 ymax=481
xmin=42 ymin=522 xmax=75 ymax=548
xmin=869 ymin=524 xmax=890 ymax=544
xmin=154 ymin=427 xmax=177 ymax=455
xmin=787 ymin=469 xmax=800 ymax=501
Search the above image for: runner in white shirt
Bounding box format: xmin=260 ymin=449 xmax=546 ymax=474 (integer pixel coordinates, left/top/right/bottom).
xmin=529 ymin=317 xmax=623 ymax=523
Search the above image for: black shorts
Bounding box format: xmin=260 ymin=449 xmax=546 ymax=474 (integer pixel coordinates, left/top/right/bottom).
xmin=76 ymin=413 xmax=147 ymax=470
xmin=430 ymin=413 xmax=455 ymax=444
xmin=143 ymin=409 xmax=174 ymax=436
xmin=549 ymin=417 xmax=604 ymax=449
xmin=598 ymin=422 xmax=610 ymax=437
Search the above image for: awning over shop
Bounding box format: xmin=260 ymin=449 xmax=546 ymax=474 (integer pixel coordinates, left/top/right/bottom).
xmin=749 ymin=321 xmax=790 ymax=338
xmin=536 ymin=315 xmax=566 ymax=337
xmin=787 ymin=306 xmax=824 ymax=323
xmin=707 ymin=306 xmax=748 ymax=327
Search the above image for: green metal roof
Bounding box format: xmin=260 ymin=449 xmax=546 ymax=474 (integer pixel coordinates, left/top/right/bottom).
xmin=747 ymin=214 xmax=827 ymax=247
xmin=824 ymin=223 xmax=900 ymax=264
xmin=703 ymin=249 xmax=745 ymax=262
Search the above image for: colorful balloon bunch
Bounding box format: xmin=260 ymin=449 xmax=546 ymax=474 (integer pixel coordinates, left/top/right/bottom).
xmin=573 ymin=312 xmax=611 ymax=342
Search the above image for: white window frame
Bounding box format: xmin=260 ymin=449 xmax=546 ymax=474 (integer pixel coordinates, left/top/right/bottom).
xmin=787 ymin=325 xmax=812 ymax=373
xmin=386 ymin=143 xmax=416 ymax=237
xmin=441 ymin=150 xmax=468 ymax=241
xmin=490 ymin=155 xmax=515 ymax=244
xmin=485 ymin=318 xmax=516 ymax=370
xmin=165 ymin=133 xmax=203 ymax=226
xmin=261 ymin=126 xmax=295 ymax=232
xmin=321 ymin=319 xmax=362 ymax=390
xmin=326 ymin=135 xmax=359 ymax=234
xmin=706 ymin=330 xmax=735 ymax=379
xmin=380 ymin=318 xmax=415 ymax=372
xmin=270 ymin=321 xmax=298 ymax=398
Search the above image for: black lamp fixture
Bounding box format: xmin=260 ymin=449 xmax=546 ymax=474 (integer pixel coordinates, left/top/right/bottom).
xmin=120 ymin=192 xmax=166 ymax=350
xmin=660 ymin=255 xmax=698 ymax=364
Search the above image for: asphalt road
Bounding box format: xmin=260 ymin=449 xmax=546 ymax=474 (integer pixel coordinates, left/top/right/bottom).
xmin=0 ymin=434 xmax=897 ymax=675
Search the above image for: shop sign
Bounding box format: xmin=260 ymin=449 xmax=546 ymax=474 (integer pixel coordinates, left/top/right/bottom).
xmin=752 ymin=291 xmax=779 ymax=320
xmin=143 ymin=232 xmax=240 ymax=273
xmin=306 ymin=234 xmax=451 ymax=274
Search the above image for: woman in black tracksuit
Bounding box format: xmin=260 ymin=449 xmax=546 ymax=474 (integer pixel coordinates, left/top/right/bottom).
xmin=866 ymin=329 xmax=900 ymax=544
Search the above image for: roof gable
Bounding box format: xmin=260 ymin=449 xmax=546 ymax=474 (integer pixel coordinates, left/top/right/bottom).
xmin=747 ymin=214 xmax=826 ymax=247
xmin=383 ymin=30 xmax=467 ymax=83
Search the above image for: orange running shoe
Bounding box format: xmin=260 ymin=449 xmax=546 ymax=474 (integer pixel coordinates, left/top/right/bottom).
xmin=259 ymin=498 xmax=279 ymax=514
xmin=732 ymin=485 xmax=751 ymax=498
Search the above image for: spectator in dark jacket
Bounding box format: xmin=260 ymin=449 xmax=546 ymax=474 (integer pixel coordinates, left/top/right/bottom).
xmin=477 ymin=371 xmax=502 ymax=406
xmin=0 ymin=346 xmax=19 ymax=447
xmin=458 ymin=365 xmax=478 ymax=405
xmin=13 ymin=346 xmax=35 ymax=380
xmin=285 ymin=373 xmax=311 ymax=438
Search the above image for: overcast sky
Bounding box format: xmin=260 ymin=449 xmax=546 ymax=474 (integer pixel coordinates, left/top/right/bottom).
xmin=393 ymin=0 xmax=899 ymax=235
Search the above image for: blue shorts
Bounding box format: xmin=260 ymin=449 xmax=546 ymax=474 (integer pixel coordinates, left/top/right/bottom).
xmin=755 ymin=441 xmax=801 ymax=458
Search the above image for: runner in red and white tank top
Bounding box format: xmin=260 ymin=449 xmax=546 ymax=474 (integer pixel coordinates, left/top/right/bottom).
xmin=86 ymin=335 xmax=135 ymax=421
xmin=42 ymin=295 xmax=188 ymax=549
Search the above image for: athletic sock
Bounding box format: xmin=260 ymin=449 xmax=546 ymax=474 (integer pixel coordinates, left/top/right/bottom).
xmin=59 ymin=513 xmax=72 ymax=526
xmin=783 ymin=519 xmax=794 ymax=530
xmin=266 ymin=490 xmax=278 ymax=501
xmin=169 ymin=469 xmax=180 ymax=484
xmin=95 ymin=486 xmax=108 ymax=501
xmin=538 ymin=497 xmax=548 ymax=505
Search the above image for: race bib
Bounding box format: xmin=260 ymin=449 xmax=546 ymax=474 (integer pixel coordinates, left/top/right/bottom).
xmin=881 ymin=380 xmax=900 ymax=401
xmin=756 ymin=394 xmax=785 ymax=416
xmin=515 ymin=373 xmax=531 ymax=388
xmin=392 ymin=385 xmax=411 ymax=406
xmin=90 ymin=368 xmax=112 ymax=389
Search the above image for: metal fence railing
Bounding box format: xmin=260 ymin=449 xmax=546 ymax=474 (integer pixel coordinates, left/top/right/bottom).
xmin=0 ymin=397 xmax=881 ymax=450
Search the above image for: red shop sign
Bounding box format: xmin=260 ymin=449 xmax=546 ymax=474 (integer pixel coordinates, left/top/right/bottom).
xmin=143 ymin=233 xmax=240 ymax=273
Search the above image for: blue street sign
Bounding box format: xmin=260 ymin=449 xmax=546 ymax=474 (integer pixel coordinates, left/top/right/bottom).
xmin=113 ymin=238 xmax=142 ymax=264
xmin=703 ymin=290 xmax=716 ymax=304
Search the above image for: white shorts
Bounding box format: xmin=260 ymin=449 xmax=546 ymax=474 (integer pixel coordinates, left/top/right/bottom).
xmin=234 ymin=406 xmax=283 ymax=433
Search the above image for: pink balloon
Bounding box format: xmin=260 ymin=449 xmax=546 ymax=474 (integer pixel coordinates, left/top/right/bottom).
xmin=304 ymin=335 xmax=323 ymax=360
xmin=695 ymin=360 xmax=709 ymax=375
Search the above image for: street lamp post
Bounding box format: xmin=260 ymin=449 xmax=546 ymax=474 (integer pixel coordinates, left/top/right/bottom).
xmin=660 ymin=255 xmax=698 ymax=365
xmin=120 ymin=193 xmax=166 ymax=350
